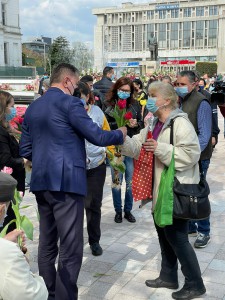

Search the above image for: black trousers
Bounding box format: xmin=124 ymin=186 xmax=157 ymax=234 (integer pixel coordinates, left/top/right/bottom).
xmin=85 ymin=163 xmax=106 ymax=245
xmin=35 ymin=191 xmax=84 ymax=300
xmin=154 ymin=217 xmax=205 ymax=290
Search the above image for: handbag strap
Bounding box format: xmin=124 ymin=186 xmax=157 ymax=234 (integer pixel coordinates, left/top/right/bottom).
xmin=169 ymin=117 xmax=204 ymax=177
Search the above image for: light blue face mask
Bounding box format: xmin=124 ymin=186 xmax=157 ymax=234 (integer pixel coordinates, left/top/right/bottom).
xmin=5 ymin=107 xmax=16 ymax=122
xmin=175 ymin=86 xmax=189 ymax=98
xmin=146 ymin=97 xmax=159 ymax=114
xmin=209 ymin=86 xmax=214 ymax=92
xmin=117 ymin=91 xmax=130 ymax=99
xmin=111 ymin=74 xmax=115 ymax=81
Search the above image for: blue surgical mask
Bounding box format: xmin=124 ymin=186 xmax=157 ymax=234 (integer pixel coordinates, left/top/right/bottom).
xmin=146 ymin=97 xmax=159 ymax=114
xmin=209 ymin=86 xmax=214 ymax=92
xmin=111 ymin=74 xmax=115 ymax=81
xmin=5 ymin=107 xmax=16 ymax=122
xmin=175 ymin=86 xmax=189 ymax=98
xmin=117 ymin=91 xmax=130 ymax=99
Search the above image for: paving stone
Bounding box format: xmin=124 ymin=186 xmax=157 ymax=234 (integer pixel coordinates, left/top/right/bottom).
xmin=119 ymin=281 xmax=154 ymax=299
xmin=82 ymin=260 xmax=114 ymax=275
xmin=80 ymin=281 xmax=122 ymax=299
xmin=112 ymin=259 xmax=144 ymax=274
xmin=98 ymin=270 xmax=134 ymax=287
xmin=105 ymin=242 xmax=133 ymax=255
xmin=203 ymin=269 xmax=225 ymax=285
xmin=208 ymin=259 xmax=225 ymax=272
xmin=203 ymin=281 xmax=225 ymax=299
xmin=92 ymin=251 xmax=125 ymax=264
xmin=112 ymin=293 xmax=146 ymax=300
xmin=77 ymin=271 xmax=98 ymax=287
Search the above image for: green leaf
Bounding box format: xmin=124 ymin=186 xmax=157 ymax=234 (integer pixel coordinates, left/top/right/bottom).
xmin=21 ymin=215 xmax=34 ymax=240
xmin=0 ymin=219 xmax=16 ymax=238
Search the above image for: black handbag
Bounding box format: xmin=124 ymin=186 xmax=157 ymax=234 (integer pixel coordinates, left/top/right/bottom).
xmin=170 ymin=118 xmax=211 ymax=220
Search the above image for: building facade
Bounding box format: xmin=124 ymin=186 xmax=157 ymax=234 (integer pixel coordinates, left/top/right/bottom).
xmin=22 ymin=37 xmax=52 ymax=55
xmin=93 ymin=0 xmax=225 ymax=74
xmin=0 ymin=0 xmax=22 ymax=67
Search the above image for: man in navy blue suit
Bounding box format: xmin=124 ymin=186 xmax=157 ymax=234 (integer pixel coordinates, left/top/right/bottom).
xmin=19 ymin=63 xmax=126 ymax=300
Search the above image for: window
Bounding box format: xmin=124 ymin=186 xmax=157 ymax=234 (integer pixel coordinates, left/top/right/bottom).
xmin=122 ymin=25 xmax=132 ymax=51
xmin=196 ymin=21 xmax=204 ymax=48
xmin=183 ymin=22 xmax=191 ymax=47
xmin=170 ymin=23 xmax=179 ymax=49
xmin=196 ymin=7 xmax=204 ymax=17
xmin=208 ymin=20 xmax=218 ymax=47
xmin=4 ymin=42 xmax=8 ymax=65
xmin=184 ymin=8 xmax=192 ymax=17
xmin=209 ymin=6 xmax=218 ymax=16
xmin=147 ymin=10 xmax=154 ymax=20
xmin=158 ymin=23 xmax=166 ymax=48
xmin=171 ymin=9 xmax=179 ymax=18
xmin=159 ymin=10 xmax=166 ymax=19
xmin=2 ymin=4 xmax=6 ymax=25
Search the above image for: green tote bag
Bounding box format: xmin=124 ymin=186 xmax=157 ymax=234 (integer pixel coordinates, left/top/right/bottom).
xmin=154 ymin=150 xmax=175 ymax=227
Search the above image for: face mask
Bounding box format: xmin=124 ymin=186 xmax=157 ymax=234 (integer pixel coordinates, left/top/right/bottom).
xmin=0 ymin=204 xmax=7 ymax=228
xmin=43 ymin=75 xmax=48 ymax=79
xmin=5 ymin=107 xmax=16 ymax=122
xmin=175 ymin=86 xmax=189 ymax=98
xmin=146 ymin=97 xmax=159 ymax=114
xmin=111 ymin=74 xmax=115 ymax=81
xmin=199 ymin=86 xmax=204 ymax=91
xmin=209 ymin=86 xmax=214 ymax=92
xmin=117 ymin=91 xmax=130 ymax=99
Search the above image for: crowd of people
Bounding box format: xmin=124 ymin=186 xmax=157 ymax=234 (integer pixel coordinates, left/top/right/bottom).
xmin=0 ymin=63 xmax=224 ymax=300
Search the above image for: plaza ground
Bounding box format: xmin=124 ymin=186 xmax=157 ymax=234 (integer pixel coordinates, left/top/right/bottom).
xmin=24 ymin=112 xmax=225 ymax=300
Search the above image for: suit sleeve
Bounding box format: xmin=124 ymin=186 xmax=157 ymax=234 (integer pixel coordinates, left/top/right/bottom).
xmin=0 ymin=133 xmax=24 ymax=170
xmin=68 ymin=99 xmax=123 ymax=147
xmin=2 ymin=245 xmax=48 ymax=300
xmin=19 ymin=114 xmax=32 ymax=161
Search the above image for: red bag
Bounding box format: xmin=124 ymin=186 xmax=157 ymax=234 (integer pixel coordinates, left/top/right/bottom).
xmin=132 ymin=131 xmax=154 ymax=202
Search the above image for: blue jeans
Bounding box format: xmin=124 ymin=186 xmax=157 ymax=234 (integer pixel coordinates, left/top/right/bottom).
xmin=189 ymin=159 xmax=210 ymax=235
xmin=111 ymin=156 xmax=134 ymax=213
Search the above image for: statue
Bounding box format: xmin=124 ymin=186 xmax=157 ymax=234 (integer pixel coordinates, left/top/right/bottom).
xmin=148 ymin=32 xmax=158 ymax=61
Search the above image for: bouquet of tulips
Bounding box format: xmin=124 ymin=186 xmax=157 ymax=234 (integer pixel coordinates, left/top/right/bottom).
xmin=106 ymin=99 xmax=133 ymax=188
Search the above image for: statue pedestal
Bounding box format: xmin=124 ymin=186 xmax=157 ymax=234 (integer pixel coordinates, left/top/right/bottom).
xmin=145 ymin=60 xmax=158 ymax=73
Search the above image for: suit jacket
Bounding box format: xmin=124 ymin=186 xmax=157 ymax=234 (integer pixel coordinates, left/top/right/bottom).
xmin=19 ymin=87 xmax=123 ymax=195
xmin=0 ymin=238 xmax=48 ymax=300
xmin=0 ymin=126 xmax=25 ymax=192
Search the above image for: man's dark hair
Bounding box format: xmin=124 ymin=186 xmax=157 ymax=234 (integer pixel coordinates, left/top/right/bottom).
xmin=103 ymin=66 xmax=113 ymax=77
xmin=80 ymin=75 xmax=93 ymax=83
xmin=50 ymin=63 xmax=79 ymax=85
xmin=179 ymin=70 xmax=196 ymax=83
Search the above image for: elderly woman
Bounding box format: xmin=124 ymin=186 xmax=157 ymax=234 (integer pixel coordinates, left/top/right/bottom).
xmin=0 ymin=172 xmax=48 ymax=300
xmin=121 ymin=82 xmax=206 ymax=300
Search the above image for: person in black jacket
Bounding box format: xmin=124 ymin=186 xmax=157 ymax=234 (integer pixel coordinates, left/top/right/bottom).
xmin=105 ymin=77 xmax=143 ymax=223
xmin=197 ymin=77 xmax=220 ymax=147
xmin=0 ymin=91 xmax=26 ymax=232
xmin=93 ymin=67 xmax=115 ymax=112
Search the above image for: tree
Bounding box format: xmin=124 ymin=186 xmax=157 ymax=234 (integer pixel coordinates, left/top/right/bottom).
xmin=48 ymin=36 xmax=73 ymax=70
xmin=71 ymin=42 xmax=94 ymax=73
xmin=22 ymin=46 xmax=45 ymax=67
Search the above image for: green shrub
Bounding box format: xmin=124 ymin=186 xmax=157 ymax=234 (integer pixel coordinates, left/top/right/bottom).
xmin=196 ymin=62 xmax=218 ymax=77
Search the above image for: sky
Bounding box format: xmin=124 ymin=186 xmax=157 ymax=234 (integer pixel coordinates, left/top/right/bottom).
xmin=19 ymin=0 xmax=152 ymax=46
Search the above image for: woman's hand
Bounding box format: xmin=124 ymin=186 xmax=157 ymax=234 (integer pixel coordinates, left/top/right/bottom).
xmin=128 ymin=118 xmax=138 ymax=128
xmin=4 ymin=229 xmax=26 ymax=246
xmin=143 ymin=138 xmax=158 ymax=152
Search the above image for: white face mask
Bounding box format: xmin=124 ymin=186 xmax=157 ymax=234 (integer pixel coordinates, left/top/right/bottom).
xmin=0 ymin=204 xmax=7 ymax=227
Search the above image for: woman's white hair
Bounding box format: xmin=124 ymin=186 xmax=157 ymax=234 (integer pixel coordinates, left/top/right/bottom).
xmin=148 ymin=82 xmax=178 ymax=109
